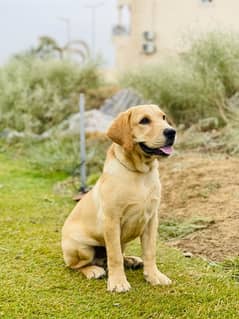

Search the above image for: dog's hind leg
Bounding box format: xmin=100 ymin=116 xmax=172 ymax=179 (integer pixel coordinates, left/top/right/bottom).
xmin=63 ymin=243 xmax=106 ymax=279
xmin=121 ymin=244 xmax=143 ymax=269
xmin=124 ymin=256 xmax=143 ymax=269
xmin=79 ymin=264 xmax=106 ymax=279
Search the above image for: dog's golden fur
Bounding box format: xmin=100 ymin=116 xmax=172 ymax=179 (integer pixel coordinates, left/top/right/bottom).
xmin=62 ymin=104 xmax=175 ymax=292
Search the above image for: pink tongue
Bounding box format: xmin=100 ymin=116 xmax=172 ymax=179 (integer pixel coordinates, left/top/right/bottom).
xmin=159 ymin=146 xmax=173 ymax=155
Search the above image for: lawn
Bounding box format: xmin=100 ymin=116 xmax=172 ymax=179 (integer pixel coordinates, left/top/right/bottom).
xmin=0 ymin=153 xmax=239 ymax=319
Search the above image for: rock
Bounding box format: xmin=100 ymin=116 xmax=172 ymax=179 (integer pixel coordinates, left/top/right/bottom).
xmin=40 ymin=131 xmax=52 ymax=140
xmin=57 ymin=109 xmax=113 ymax=136
xmin=56 ymin=88 xmax=148 ymax=136
xmin=100 ymin=88 xmax=149 ymax=117
xmin=0 ymin=109 xmax=113 ymax=141
xmin=0 ymin=128 xmax=25 ymax=141
xmin=0 ymin=128 xmax=51 ymax=142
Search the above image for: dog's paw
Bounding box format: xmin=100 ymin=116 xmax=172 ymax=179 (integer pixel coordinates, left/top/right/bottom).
xmin=144 ymin=269 xmax=172 ymax=286
xmin=107 ymin=276 xmax=131 ymax=293
xmin=124 ymin=256 xmax=143 ymax=269
xmin=80 ymin=265 xmax=106 ymax=279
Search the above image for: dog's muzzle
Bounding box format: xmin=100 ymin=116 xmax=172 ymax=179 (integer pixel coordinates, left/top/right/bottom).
xmin=163 ymin=128 xmax=176 ymax=147
xmin=139 ymin=128 xmax=176 ymax=157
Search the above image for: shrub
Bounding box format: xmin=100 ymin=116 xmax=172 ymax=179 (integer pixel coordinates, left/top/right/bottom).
xmin=0 ymin=56 xmax=102 ymax=133
xmin=121 ymin=32 xmax=239 ymax=125
xmin=7 ymin=133 xmax=111 ymax=176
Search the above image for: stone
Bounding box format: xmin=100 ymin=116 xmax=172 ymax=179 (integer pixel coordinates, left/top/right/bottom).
xmin=0 ymin=128 xmax=25 ymax=141
xmin=0 ymin=128 xmax=51 ymax=142
xmin=100 ymin=88 xmax=148 ymax=117
xmin=56 ymin=109 xmax=114 ymax=136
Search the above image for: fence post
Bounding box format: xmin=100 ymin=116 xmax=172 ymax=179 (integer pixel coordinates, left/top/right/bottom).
xmin=79 ymin=93 xmax=87 ymax=192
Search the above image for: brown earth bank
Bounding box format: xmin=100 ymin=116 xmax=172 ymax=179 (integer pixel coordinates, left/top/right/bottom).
xmin=159 ymin=152 xmax=239 ymax=261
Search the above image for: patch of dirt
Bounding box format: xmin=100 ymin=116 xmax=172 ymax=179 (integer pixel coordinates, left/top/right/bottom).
xmin=159 ymin=152 xmax=239 ymax=261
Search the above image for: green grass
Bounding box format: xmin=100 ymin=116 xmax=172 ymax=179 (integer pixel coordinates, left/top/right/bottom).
xmin=1 ymin=153 xmax=239 ymax=319
xmin=222 ymin=258 xmax=239 ymax=281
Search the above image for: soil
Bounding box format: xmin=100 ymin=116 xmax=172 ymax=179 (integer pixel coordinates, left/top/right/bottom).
xmin=159 ymin=152 xmax=239 ymax=261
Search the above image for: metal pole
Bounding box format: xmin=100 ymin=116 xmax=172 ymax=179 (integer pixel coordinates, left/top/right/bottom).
xmin=79 ymin=93 xmax=86 ymax=192
xmin=84 ymin=2 xmax=104 ymax=59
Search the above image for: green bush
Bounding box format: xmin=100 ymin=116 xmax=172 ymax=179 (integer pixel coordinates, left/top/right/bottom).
xmin=0 ymin=56 xmax=102 ymax=133
xmin=121 ymin=32 xmax=239 ymax=125
xmin=2 ymin=133 xmax=111 ymax=176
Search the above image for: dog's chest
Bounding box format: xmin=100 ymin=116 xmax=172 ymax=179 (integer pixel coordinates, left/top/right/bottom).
xmin=120 ymin=174 xmax=161 ymax=243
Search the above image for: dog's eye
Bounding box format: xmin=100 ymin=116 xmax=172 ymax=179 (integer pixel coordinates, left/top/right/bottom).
xmin=162 ymin=115 xmax=166 ymax=120
xmin=139 ymin=117 xmax=151 ymax=125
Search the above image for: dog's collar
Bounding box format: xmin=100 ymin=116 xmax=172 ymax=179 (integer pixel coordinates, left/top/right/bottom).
xmin=116 ymin=156 xmax=138 ymax=173
xmin=113 ymin=144 xmax=154 ymax=174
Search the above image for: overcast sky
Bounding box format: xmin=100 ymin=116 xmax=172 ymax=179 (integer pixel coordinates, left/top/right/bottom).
xmin=0 ymin=0 xmax=117 ymax=66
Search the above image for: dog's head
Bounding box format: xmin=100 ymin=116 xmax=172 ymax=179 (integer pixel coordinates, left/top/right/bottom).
xmin=107 ymin=104 xmax=176 ymax=157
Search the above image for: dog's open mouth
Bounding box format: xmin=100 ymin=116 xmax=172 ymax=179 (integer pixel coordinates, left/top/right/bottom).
xmin=139 ymin=142 xmax=173 ymax=156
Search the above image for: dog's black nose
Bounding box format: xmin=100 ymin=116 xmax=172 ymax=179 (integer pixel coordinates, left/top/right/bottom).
xmin=163 ymin=128 xmax=176 ymax=139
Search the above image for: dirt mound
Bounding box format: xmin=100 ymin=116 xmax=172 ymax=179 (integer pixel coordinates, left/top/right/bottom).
xmin=159 ymin=152 xmax=239 ymax=261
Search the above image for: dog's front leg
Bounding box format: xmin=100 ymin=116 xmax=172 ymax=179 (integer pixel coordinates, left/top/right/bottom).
xmin=141 ymin=212 xmax=172 ymax=286
xmin=104 ymin=216 xmax=131 ymax=292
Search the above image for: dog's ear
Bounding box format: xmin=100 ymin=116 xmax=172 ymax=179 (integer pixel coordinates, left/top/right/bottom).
xmin=107 ymin=110 xmax=133 ymax=152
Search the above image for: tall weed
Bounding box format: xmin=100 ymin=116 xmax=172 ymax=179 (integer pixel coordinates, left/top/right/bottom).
xmin=0 ymin=56 xmax=101 ymax=133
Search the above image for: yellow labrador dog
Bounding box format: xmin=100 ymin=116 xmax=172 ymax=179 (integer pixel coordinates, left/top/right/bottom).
xmin=62 ymin=104 xmax=176 ymax=292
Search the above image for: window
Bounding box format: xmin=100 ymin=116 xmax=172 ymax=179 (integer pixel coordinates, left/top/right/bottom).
xmin=121 ymin=5 xmax=131 ymax=33
xmin=113 ymin=5 xmax=131 ymax=36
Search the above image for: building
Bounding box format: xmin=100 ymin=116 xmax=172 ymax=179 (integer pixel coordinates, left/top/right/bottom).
xmin=113 ymin=0 xmax=239 ymax=71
